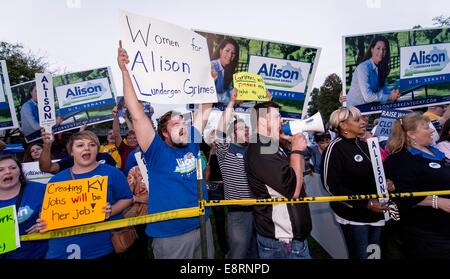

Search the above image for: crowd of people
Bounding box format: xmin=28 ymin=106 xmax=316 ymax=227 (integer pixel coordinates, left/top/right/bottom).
xmin=1 ymin=40 xmax=450 ymax=260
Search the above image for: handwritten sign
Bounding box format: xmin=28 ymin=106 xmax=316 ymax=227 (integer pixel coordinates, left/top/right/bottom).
xmin=0 ymin=205 xmax=20 ymax=255
xmin=233 ymin=72 xmax=268 ymax=101
xmin=120 ymin=10 xmax=217 ymax=104
xmin=36 ymin=73 xmax=56 ymax=133
xmin=40 ymin=176 xmax=108 ymax=231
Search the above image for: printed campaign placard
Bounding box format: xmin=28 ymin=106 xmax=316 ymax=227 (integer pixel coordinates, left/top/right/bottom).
xmin=36 ymin=73 xmax=56 ymax=132
xmin=11 ymin=67 xmax=117 ymax=143
xmin=119 ymin=10 xmax=217 ymax=104
xmin=22 ymin=161 xmax=57 ymax=184
xmin=400 ymin=42 xmax=450 ymax=87
xmin=0 ymin=61 xmax=19 ymax=130
xmin=248 ymin=55 xmax=311 ymax=98
xmin=374 ymin=109 xmax=411 ymax=137
xmin=233 ymin=72 xmax=268 ymax=101
xmin=195 ymin=30 xmax=320 ymax=119
xmin=343 ymin=27 xmax=450 ymax=114
xmin=0 ymin=205 xmax=20 ymax=255
xmin=40 ymin=176 xmax=108 ymax=231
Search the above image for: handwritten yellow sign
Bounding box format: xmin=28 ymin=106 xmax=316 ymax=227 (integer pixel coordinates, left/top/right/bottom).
xmin=40 ymin=176 xmax=108 ymax=231
xmin=233 ymin=72 xmax=268 ymax=101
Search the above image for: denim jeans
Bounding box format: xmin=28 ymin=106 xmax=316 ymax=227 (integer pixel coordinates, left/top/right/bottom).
xmin=340 ymin=224 xmax=382 ymax=259
xmin=227 ymin=209 xmax=258 ymax=259
xmin=256 ymin=234 xmax=311 ymax=259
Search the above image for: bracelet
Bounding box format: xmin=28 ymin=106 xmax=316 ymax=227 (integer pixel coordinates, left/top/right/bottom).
xmin=432 ymin=195 xmax=439 ymax=209
xmin=291 ymin=150 xmax=307 ymax=156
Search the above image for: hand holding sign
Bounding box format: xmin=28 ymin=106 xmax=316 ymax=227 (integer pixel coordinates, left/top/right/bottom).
xmin=40 ymin=176 xmax=108 ymax=231
xmin=36 ymin=74 xmax=56 ymax=138
xmin=233 ymin=72 xmax=269 ymax=101
xmin=117 ymin=40 xmax=130 ymax=72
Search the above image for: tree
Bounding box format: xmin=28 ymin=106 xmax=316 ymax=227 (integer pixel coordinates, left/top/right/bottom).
xmin=307 ymin=87 xmax=319 ymax=116
xmin=0 ymin=41 xmax=50 ymax=85
xmin=432 ymin=15 xmax=450 ymax=27
xmin=316 ymin=74 xmax=342 ymax=123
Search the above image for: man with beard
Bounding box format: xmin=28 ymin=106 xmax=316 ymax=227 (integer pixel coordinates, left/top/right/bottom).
xmin=118 ymin=41 xmax=214 ymax=259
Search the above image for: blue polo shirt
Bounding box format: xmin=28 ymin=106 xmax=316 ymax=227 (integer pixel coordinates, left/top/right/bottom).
xmin=144 ymin=127 xmax=209 ymax=238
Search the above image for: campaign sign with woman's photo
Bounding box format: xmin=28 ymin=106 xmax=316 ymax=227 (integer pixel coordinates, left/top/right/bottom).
xmin=195 ymin=30 xmax=321 ymax=119
xmin=10 ymin=67 xmax=117 ymax=142
xmin=0 ymin=61 xmax=19 ymax=130
xmin=343 ymin=27 xmax=450 ymax=114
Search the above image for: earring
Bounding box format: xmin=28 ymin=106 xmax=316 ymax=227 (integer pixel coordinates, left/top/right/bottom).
xmin=411 ymin=138 xmax=417 ymax=145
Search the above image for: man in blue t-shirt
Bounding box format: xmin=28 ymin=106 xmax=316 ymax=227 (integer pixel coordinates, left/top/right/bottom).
xmin=118 ymin=41 xmax=215 ymax=259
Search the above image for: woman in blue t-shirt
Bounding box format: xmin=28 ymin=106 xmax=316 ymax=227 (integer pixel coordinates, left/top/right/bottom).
xmin=40 ymin=131 xmax=133 ymax=259
xmin=0 ymin=154 xmax=48 ymax=259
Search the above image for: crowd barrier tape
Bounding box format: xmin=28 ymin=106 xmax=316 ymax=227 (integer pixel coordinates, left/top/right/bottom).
xmin=21 ymin=190 xmax=450 ymax=241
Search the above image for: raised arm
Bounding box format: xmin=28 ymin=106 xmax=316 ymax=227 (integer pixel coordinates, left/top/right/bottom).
xmin=38 ymin=129 xmax=60 ymax=173
xmin=118 ymin=40 xmax=154 ymax=152
xmin=111 ymin=106 xmax=123 ymax=147
xmin=217 ymin=88 xmax=237 ymax=134
xmin=193 ymin=103 xmax=213 ymax=134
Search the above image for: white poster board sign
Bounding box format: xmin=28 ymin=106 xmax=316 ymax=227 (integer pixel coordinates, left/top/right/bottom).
xmin=119 ymin=10 xmax=217 ymax=104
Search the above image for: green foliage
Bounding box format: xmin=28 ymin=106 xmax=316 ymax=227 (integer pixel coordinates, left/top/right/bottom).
xmin=317 ymin=74 xmax=342 ymax=123
xmin=307 ymin=87 xmax=319 ymax=116
xmin=0 ymin=41 xmax=49 ymax=85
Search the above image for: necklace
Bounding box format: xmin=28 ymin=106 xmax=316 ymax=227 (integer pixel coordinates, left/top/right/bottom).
xmin=354 ymin=138 xmax=371 ymax=161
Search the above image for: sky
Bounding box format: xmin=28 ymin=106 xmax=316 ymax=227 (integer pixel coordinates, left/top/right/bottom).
xmin=0 ymin=0 xmax=449 ymax=93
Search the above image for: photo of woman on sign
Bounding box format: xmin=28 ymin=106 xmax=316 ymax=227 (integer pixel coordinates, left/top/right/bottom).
xmin=347 ymin=36 xmax=400 ymax=107
xmin=210 ymin=38 xmax=240 ymax=105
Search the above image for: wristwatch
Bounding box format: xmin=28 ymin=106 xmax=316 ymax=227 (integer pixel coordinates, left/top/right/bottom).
xmin=291 ymin=150 xmax=307 ymax=156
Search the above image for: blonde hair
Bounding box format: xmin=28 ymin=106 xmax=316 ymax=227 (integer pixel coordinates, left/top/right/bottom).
xmin=67 ymin=130 xmax=100 ymax=155
xmin=329 ymin=106 xmax=362 ymax=134
xmin=386 ymin=112 xmax=429 ymax=154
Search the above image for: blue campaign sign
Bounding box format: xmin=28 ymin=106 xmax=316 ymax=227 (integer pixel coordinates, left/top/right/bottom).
xmin=11 ymin=67 xmax=118 ymax=143
xmin=374 ymin=109 xmax=411 ymax=137
xmin=344 ymin=27 xmax=450 ymax=115
xmin=400 ymin=43 xmax=450 ymax=88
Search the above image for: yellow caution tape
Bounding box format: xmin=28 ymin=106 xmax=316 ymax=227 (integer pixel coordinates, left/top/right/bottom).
xmin=20 ymin=190 xmax=450 ymax=241
xmin=21 ymin=206 xmax=200 ymax=241
xmin=204 ymin=190 xmax=450 ymax=206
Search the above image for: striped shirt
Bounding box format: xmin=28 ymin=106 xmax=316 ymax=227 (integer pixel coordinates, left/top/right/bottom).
xmin=215 ymin=132 xmax=253 ymax=200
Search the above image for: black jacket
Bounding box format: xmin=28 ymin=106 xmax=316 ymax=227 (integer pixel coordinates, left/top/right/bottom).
xmin=245 ymin=135 xmax=311 ymax=241
xmin=321 ymin=136 xmax=384 ymax=223
xmin=385 ymin=147 xmax=450 ymax=236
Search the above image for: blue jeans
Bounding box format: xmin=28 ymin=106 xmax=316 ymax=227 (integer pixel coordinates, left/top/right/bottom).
xmin=256 ymin=234 xmax=311 ymax=259
xmin=227 ymin=209 xmax=258 ymax=259
xmin=340 ymin=224 xmax=382 ymax=259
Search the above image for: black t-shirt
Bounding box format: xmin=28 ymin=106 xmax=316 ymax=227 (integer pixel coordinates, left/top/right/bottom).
xmin=57 ymin=153 xmax=117 ymax=172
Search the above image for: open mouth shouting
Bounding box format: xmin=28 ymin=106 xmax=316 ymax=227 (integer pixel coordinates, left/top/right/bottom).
xmin=3 ymin=175 xmax=14 ymax=184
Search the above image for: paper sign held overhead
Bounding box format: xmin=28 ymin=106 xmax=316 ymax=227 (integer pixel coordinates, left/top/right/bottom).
xmin=40 ymin=176 xmax=108 ymax=231
xmin=119 ymin=10 xmax=217 ymax=104
xmin=233 ymin=72 xmax=268 ymax=101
